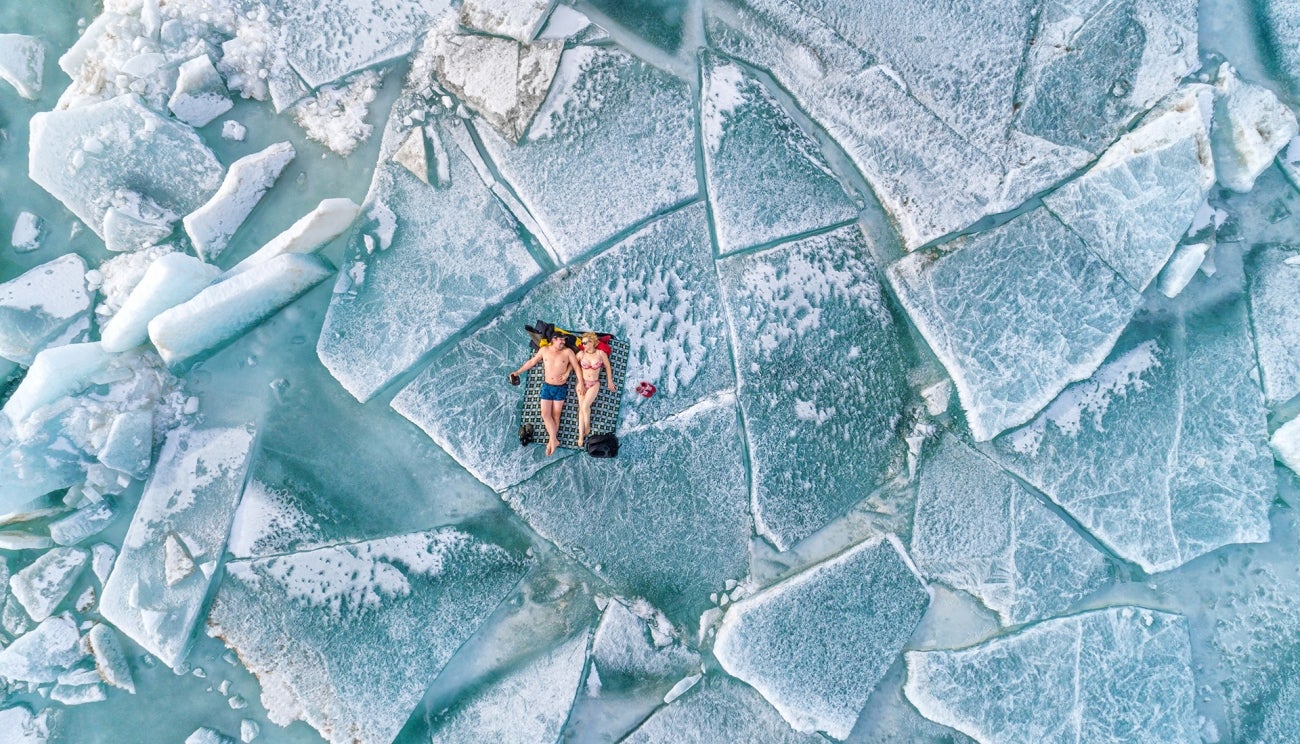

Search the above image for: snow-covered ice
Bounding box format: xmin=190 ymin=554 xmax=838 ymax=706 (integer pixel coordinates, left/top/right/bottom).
xmin=85 ymin=622 xmax=135 ymax=694
xmin=8 ymin=547 xmax=87 ymax=622
xmin=0 ymin=705 xmax=50 ymax=744
xmin=459 ymin=0 xmax=556 ymax=41
xmin=0 ymin=614 xmax=87 ymax=684
xmin=1211 ymin=64 xmax=1299 ymax=193
xmin=48 ymin=500 xmax=117 ymax=545
xmin=623 ymin=674 xmax=822 ymax=743
xmin=11 ymin=212 xmax=43 ymax=253
xmin=1246 ymin=244 xmax=1300 ymax=405
xmin=167 ymin=55 xmax=233 ymax=128
xmin=183 ymin=142 xmax=296 ymax=262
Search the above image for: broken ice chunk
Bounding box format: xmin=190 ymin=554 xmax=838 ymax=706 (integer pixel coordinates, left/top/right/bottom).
xmin=29 ymin=95 xmax=224 ymax=240
xmin=186 ymin=728 xmax=237 ymax=744
xmin=11 ymin=211 xmax=43 ymax=253
xmin=717 ymin=225 xmax=907 ymax=549
xmin=50 ymin=681 xmax=107 ymax=705
xmin=0 ymin=613 xmax=87 ymax=683
xmin=700 ymin=52 xmax=857 ymax=256
xmin=390 ymin=128 xmax=428 ymax=184
xmin=101 ymin=253 xmax=222 ymax=353
xmin=90 ymin=543 xmax=115 ymax=585
xmin=208 ymin=529 xmax=528 ymax=744
xmin=168 ymin=55 xmax=233 ymax=128
xmin=714 ymin=537 xmax=929 ymax=738
xmin=221 ymin=120 xmax=246 ymax=141
xmin=9 ymin=547 xmax=88 ymax=622
xmin=0 ymin=34 xmax=44 ymax=99
xmin=0 ymin=253 xmax=91 ymax=365
xmin=904 ymin=607 xmax=1198 ymax=743
xmin=1156 ymin=241 xmax=1210 ymax=298
xmin=86 ymin=622 xmax=136 ymax=694
xmin=1273 ymin=415 xmax=1300 ymax=475
xmin=1212 ymin=64 xmax=1299 ymax=193
xmin=624 ymin=674 xmax=821 ymax=743
xmin=102 ymin=199 xmax=174 ymax=254
xmin=476 ymin=45 xmax=696 ymax=262
xmin=0 ymin=705 xmax=50 ymax=744
xmin=49 ymin=499 xmax=117 ymax=545
xmin=225 ymin=197 xmax=359 ymax=276
xmin=163 ymin=533 xmax=196 ymax=586
xmin=148 ymin=253 xmax=333 ymax=366
xmin=183 ymin=142 xmax=296 ymax=262
xmin=911 ymin=433 xmax=1109 ymax=625
xmin=1042 ymin=86 xmax=1215 ymax=292
xmin=97 ymin=410 xmax=155 ymax=476
xmin=460 ymin=0 xmax=556 ymax=41
xmin=3 ymin=342 xmax=113 ymax=425
xmin=99 ymin=425 xmax=256 ymax=669
xmin=1246 ymin=244 xmax=1300 ymax=406
xmin=887 ymin=208 xmax=1141 ymax=441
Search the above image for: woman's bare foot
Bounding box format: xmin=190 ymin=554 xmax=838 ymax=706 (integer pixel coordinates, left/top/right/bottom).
xmin=546 ymin=439 xmax=557 ymax=456
xmin=577 ymin=435 xmax=585 ymax=448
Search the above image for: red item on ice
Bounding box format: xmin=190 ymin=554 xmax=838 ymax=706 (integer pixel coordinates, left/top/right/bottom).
xmin=635 ymin=381 xmax=656 ymax=398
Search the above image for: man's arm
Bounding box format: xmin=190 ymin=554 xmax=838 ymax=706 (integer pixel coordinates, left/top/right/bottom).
xmin=510 ymin=350 xmax=543 ymax=380
xmin=566 ymin=349 xmax=582 ymax=381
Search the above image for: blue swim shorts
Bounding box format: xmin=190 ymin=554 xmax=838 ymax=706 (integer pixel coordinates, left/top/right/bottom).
xmin=540 ymin=382 xmax=568 ymax=401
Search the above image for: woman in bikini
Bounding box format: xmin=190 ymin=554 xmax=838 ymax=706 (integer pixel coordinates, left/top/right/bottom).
xmin=509 ymin=335 xmax=581 ymax=456
xmin=575 ymin=331 xmax=615 ymax=448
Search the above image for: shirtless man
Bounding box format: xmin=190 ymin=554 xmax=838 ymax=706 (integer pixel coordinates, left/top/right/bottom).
xmin=510 ymin=336 xmax=582 ymax=456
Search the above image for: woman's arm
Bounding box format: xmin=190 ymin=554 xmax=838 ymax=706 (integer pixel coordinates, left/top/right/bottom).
xmin=602 ymin=351 xmax=615 ymax=391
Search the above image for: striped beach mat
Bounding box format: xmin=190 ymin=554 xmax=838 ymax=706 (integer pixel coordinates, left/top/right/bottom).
xmin=520 ymin=337 xmax=629 ymax=450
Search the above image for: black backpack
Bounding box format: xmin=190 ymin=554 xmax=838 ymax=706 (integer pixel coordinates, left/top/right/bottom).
xmin=585 ymin=433 xmax=619 ymax=458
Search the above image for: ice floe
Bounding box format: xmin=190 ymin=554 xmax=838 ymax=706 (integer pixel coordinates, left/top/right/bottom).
xmin=1273 ymin=415 xmax=1300 ymax=475
xmin=183 ymin=142 xmax=296 ymax=262
xmin=11 ymin=212 xmax=43 ymax=253
xmin=8 ymin=547 xmax=87 ymax=622
xmin=1211 ymin=64 xmax=1299 ymax=193
xmin=85 ymin=622 xmax=135 ymax=694
xmin=0 ymin=613 xmax=87 ymax=684
xmin=0 ymin=34 xmax=45 ymax=100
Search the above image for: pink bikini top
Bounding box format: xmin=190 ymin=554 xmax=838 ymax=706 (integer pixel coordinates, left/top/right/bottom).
xmin=580 ymin=354 xmax=602 ymax=370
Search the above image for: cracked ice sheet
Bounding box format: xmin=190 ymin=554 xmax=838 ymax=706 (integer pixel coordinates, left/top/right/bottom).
xmin=911 ymin=432 xmax=1110 ymax=626
xmin=716 ymin=225 xmax=908 ymax=550
xmin=28 ymin=94 xmax=223 ymax=239
xmin=887 ymin=207 xmax=1142 ymax=441
xmin=392 ymin=202 xmax=733 ymax=491
xmin=476 ymin=45 xmax=697 ymax=263
xmin=501 ymin=396 xmax=750 ymax=625
xmin=713 ymin=537 xmax=929 ymax=739
xmin=985 ymin=300 xmax=1274 ymax=573
xmin=207 ymin=528 xmax=528 ymax=744
xmin=318 ymin=118 xmax=542 ymax=403
xmin=99 ymin=424 xmax=256 ymax=669
xmin=904 ymin=607 xmax=1198 ymax=744
xmin=623 ymin=674 xmax=822 ymax=744
xmin=699 ymin=51 xmax=857 ymax=256
xmin=1247 ymin=244 xmax=1300 ymax=406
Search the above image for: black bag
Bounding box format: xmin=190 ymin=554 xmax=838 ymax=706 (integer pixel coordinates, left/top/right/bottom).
xmin=585 ymin=433 xmax=619 ymax=458
xmin=518 ymin=423 xmax=534 ymax=447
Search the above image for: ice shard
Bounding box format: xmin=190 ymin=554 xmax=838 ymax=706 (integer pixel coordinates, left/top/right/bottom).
xmin=225 ymin=198 xmax=359 ymax=277
xmin=699 ymin=51 xmax=856 ymax=256
xmin=99 ymin=424 xmax=256 ymax=669
xmin=0 ymin=34 xmax=44 ymax=100
xmin=183 ymin=142 xmax=296 ymax=262
xmin=0 ymin=253 xmax=91 ymax=365
xmin=167 ymin=55 xmax=233 ymax=128
xmin=987 ymin=301 xmax=1274 ymax=573
xmin=207 ymin=529 xmax=528 ymax=744
xmin=1261 ymin=0 xmax=1300 ymax=96
xmin=887 ymin=208 xmax=1142 ymax=441
xmin=1211 ymin=64 xmax=1299 ymax=193
xmin=904 ymin=607 xmax=1198 ymax=744
xmin=319 ymin=119 xmax=542 ymax=402
xmin=29 ymin=95 xmax=223 ymax=239
xmin=1246 ymin=245 xmax=1300 ymax=406
xmin=3 ymin=342 xmax=114 ymax=425
xmin=717 ymin=225 xmax=907 ymax=549
xmin=911 ymin=433 xmax=1110 ymax=626
xmin=713 ymin=537 xmax=929 ymax=738
xmin=49 ymin=499 xmax=117 ymax=545
xmin=0 ymin=613 xmax=87 ymax=684
xmin=623 ymin=674 xmax=822 ymax=743
xmin=101 ymin=253 xmax=222 ymax=353
xmin=475 ymin=45 xmax=696 ymax=262
xmin=85 ymin=622 xmax=136 ymax=694
xmin=8 ymin=546 xmax=88 ymax=622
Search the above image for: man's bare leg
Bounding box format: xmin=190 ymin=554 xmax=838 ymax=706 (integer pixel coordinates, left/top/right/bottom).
xmin=541 ymin=400 xmax=560 ymax=456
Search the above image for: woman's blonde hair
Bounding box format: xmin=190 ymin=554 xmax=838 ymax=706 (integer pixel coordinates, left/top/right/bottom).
xmin=581 ymin=331 xmax=599 ymax=348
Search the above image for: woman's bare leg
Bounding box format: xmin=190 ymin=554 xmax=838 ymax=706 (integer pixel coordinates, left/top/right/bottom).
xmin=542 ymin=399 xmax=561 ymax=456
xmin=577 ymin=385 xmax=599 ymax=447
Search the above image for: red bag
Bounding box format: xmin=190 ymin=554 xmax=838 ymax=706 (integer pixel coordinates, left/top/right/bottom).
xmin=635 ymin=381 xmax=656 ymax=398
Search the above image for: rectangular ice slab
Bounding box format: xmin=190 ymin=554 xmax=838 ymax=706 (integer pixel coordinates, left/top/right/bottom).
xmin=887 ymin=208 xmax=1142 ymax=441
xmin=226 ymin=197 xmax=360 ymax=277
xmin=207 ymin=529 xmax=528 ymax=744
xmin=624 ymin=674 xmax=822 ymax=743
xmin=714 ymin=536 xmax=929 ymax=739
xmin=29 ymin=95 xmax=223 ymax=240
xmin=0 ymin=254 xmax=91 ymax=365
xmin=476 ymin=45 xmax=697 ymax=262
xmin=502 ymin=397 xmax=751 ymax=625
xmin=911 ymin=433 xmax=1109 ymax=626
xmin=717 ymin=225 xmax=907 ymax=550
xmin=319 ymin=120 xmax=542 ymax=403
xmin=99 ymin=425 xmax=256 ymax=669
xmin=700 ymin=51 xmax=857 ymax=256
xmin=987 ymin=301 xmax=1275 ymax=573
xmin=904 ymin=607 xmax=1198 ymax=743
xmin=1246 ymin=244 xmax=1300 ymax=405
xmin=183 ymin=142 xmax=296 ymax=262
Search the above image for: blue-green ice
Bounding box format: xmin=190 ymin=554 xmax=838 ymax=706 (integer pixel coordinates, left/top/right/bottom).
xmin=2 ymin=0 xmax=1300 ymax=742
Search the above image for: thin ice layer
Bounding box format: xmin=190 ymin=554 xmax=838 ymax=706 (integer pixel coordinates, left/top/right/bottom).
xmin=29 ymin=94 xmax=223 ymax=239
xmin=911 ymin=433 xmax=1109 ymax=626
xmin=987 ymin=301 xmax=1275 ymax=573
xmin=887 ymin=208 xmax=1142 ymax=441
xmin=904 ymin=607 xmax=1198 ymax=744
xmin=99 ymin=425 xmax=256 ymax=669
xmin=713 ymin=537 xmax=929 ymax=739
xmin=1247 ymin=245 xmax=1300 ymax=405
xmin=1043 ymin=86 xmax=1215 ymax=292
xmin=476 ymin=45 xmax=696 ymax=262
xmin=717 ymin=226 xmax=907 ymax=550
xmin=624 ymin=674 xmax=822 ymax=743
xmin=208 ymin=529 xmax=528 ymax=744
xmin=699 ymin=52 xmax=856 ymax=256
xmin=319 ymin=121 xmax=541 ymax=403
xmin=0 ymin=254 xmax=91 ymax=365
xmin=501 ymin=397 xmax=750 ymax=624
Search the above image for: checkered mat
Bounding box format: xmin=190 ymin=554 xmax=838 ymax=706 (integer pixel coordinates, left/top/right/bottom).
xmin=520 ymin=337 xmax=628 ymax=450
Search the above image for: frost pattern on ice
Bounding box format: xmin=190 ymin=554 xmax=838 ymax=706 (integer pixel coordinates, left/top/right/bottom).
xmin=1246 ymin=244 xmax=1300 ymax=406
xmin=623 ymin=673 xmax=822 ymax=743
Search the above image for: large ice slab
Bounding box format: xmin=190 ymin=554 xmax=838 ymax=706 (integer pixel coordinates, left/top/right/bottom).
xmin=714 ymin=537 xmax=929 ymax=738
xmin=320 ymin=121 xmax=542 ymax=402
xmin=623 ymin=674 xmax=823 ymax=743
xmin=887 ymin=208 xmax=1142 ymax=441
xmin=8 ymin=546 xmax=88 ymax=622
xmin=699 ymin=52 xmax=856 ymax=256
xmin=208 ymin=528 xmax=528 ymax=744
xmin=500 ymin=397 xmax=750 ymax=624
xmin=1246 ymin=244 xmax=1300 ymax=405
xmin=717 ymin=225 xmax=907 ymax=549
xmin=0 ymin=253 xmax=91 ymax=365
xmin=0 ymin=34 xmax=44 ymax=100
xmin=29 ymin=95 xmax=223 ymax=239
xmin=1211 ymin=65 xmax=1299 ymax=193
xmin=987 ymin=301 xmax=1274 ymax=573
xmin=911 ymin=433 xmax=1109 ymax=626
xmin=100 ymin=253 xmax=222 ymax=353
xmin=99 ymin=424 xmax=256 ymax=669
xmin=183 ymin=142 xmax=296 ymax=262
xmin=476 ymin=45 xmax=696 ymax=262
xmin=1043 ymin=87 xmax=1215 ymax=292
xmin=904 ymin=607 xmax=1198 ymax=743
